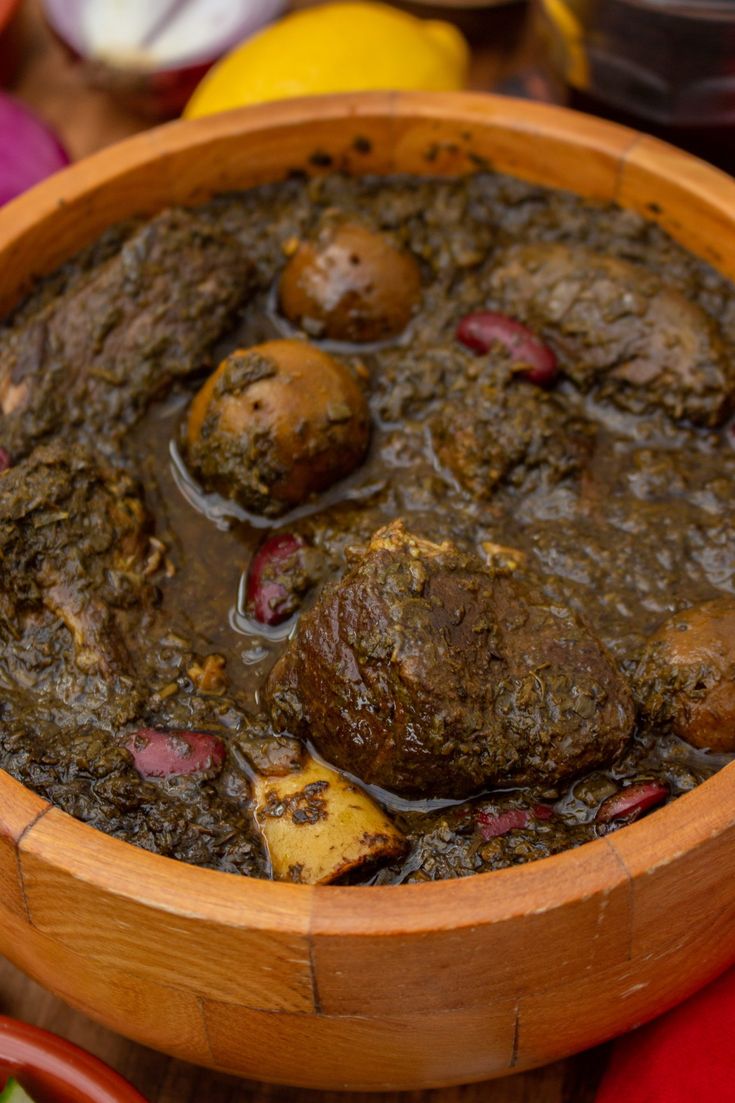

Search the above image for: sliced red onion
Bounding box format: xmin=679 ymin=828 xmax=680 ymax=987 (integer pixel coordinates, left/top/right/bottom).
xmin=125 ymin=727 xmax=226 ymax=778
xmin=0 ymin=448 xmax=11 ymax=472
xmin=0 ymin=94 xmax=69 ymax=207
xmin=42 ymin=0 xmax=287 ymax=71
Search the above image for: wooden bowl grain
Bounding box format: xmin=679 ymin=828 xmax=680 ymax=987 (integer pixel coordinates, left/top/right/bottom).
xmin=1 ymin=92 xmax=734 ymax=1092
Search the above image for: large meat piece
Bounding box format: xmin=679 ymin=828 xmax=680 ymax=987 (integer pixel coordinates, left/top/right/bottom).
xmin=430 ymin=369 xmax=593 ymax=500
xmin=0 ymin=209 xmax=254 ymax=458
xmin=488 ymin=243 xmax=733 ymax=426
xmin=266 ymin=521 xmax=635 ymax=799
xmin=0 ymin=442 xmax=159 ymax=721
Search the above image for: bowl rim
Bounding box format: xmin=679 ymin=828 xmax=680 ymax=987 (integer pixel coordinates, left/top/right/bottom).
xmin=0 ymin=1015 xmax=148 ymax=1103
xmin=2 ymin=90 xmax=735 ymax=936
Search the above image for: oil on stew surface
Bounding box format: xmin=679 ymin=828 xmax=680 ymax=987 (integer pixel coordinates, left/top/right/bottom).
xmin=0 ymin=170 xmax=734 ymax=885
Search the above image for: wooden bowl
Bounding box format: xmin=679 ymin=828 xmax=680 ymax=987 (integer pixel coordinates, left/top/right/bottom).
xmin=1 ymin=92 xmax=734 ymax=1092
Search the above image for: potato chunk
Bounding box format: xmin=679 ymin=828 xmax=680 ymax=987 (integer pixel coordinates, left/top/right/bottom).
xmin=252 ymin=755 xmax=407 ymax=884
xmin=187 ymin=339 xmax=370 ymax=516
xmin=636 ymin=597 xmax=735 ymax=752
xmin=279 ymin=219 xmax=422 ymax=343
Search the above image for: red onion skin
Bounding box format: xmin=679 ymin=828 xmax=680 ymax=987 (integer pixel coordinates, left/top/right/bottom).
xmin=41 ymin=0 xmax=287 ymax=118
xmin=125 ymin=728 xmax=226 ymax=778
xmin=246 ymin=533 xmax=307 ymax=627
xmin=456 ymin=311 xmax=558 ymax=387
xmin=42 ymin=0 xmax=286 ymax=68
xmin=0 ymin=93 xmax=69 ymax=206
xmin=44 ymin=20 xmax=214 ymax=118
xmin=595 ymin=781 xmax=669 ymax=827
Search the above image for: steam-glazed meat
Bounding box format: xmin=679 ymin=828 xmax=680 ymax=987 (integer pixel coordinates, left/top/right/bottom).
xmin=635 ymin=598 xmax=735 ymax=753
xmin=488 ymin=243 xmax=734 ymax=426
xmin=0 ymin=209 xmax=254 ymax=459
xmin=0 ymin=442 xmax=158 ymax=721
xmin=430 ymin=364 xmax=594 ymax=499
xmin=267 ymin=522 xmax=635 ymax=798
xmin=1 ymin=171 xmax=734 ymax=884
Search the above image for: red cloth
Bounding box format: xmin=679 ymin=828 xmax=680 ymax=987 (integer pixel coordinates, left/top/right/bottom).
xmin=596 ymin=966 xmax=735 ymax=1103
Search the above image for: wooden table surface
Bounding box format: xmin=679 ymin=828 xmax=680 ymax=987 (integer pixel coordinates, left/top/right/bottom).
xmin=2 ymin=2 xmax=607 ymax=1100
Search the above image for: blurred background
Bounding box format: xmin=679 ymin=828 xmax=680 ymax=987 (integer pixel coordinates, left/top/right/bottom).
xmin=2 ymin=0 xmax=734 ymax=210
xmin=2 ymin=0 xmax=527 ymax=161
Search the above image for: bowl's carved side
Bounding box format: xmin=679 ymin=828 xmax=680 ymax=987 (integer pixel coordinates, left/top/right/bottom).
xmin=2 ymin=763 xmax=735 ymax=1088
xmin=0 ymin=782 xmax=47 ymax=924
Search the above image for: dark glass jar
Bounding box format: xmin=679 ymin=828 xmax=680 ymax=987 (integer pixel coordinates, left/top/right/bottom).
xmin=533 ymin=0 xmax=735 ymax=171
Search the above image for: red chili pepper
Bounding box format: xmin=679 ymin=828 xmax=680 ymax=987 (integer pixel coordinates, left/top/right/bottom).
xmin=125 ymin=728 xmax=226 ymax=778
xmin=456 ymin=311 xmax=558 ymax=387
xmin=595 ymin=780 xmax=669 ymax=826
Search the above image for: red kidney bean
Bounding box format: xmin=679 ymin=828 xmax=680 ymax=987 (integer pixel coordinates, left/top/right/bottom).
xmin=125 ymin=728 xmax=226 ymax=778
xmin=245 ymin=532 xmax=307 ymax=626
xmin=0 ymin=448 xmax=11 ymax=472
xmin=456 ymin=311 xmax=558 ymax=386
xmin=476 ymin=808 xmax=530 ymax=840
xmin=595 ymin=780 xmax=669 ymax=826
xmin=475 ymin=802 xmax=556 ymax=840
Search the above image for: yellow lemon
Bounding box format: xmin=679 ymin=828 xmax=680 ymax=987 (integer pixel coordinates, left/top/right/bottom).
xmin=185 ymin=1 xmax=469 ymax=118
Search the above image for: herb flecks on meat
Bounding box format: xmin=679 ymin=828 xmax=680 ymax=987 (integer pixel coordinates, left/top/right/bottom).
xmin=1 ymin=170 xmax=734 ymax=883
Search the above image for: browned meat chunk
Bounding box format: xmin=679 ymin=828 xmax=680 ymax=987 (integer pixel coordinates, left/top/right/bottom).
xmin=430 ymin=368 xmax=594 ymax=499
xmin=187 ymin=339 xmax=370 ymax=516
xmin=635 ymin=597 xmax=735 ymax=752
xmin=488 ymin=243 xmax=733 ymax=426
xmin=0 ymin=444 xmax=271 ymax=874
xmin=0 ymin=442 xmax=159 ymax=719
xmin=0 ymin=209 xmax=254 ymax=459
xmin=266 ymin=521 xmax=635 ymax=799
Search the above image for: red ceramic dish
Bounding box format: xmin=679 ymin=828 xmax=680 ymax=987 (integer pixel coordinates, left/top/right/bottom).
xmin=0 ymin=1018 xmax=147 ymax=1103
